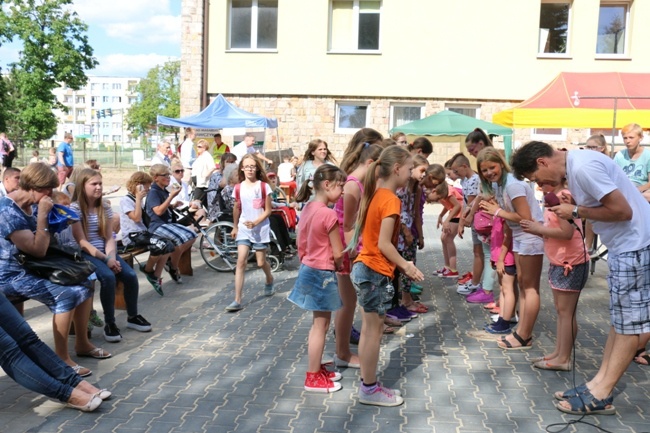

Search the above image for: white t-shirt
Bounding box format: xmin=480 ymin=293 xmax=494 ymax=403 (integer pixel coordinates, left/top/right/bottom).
xmin=232 ymin=180 xmax=271 ymax=243
xmin=278 ymin=162 xmax=294 ymax=183
xmin=169 ymin=177 xmax=191 ymax=206
xmin=460 ymin=173 xmax=480 ymax=207
xmin=191 ymin=151 xmax=215 ymax=188
xmin=494 ymin=173 xmax=544 ymax=241
xmin=232 ymin=141 xmax=255 ymax=163
xmin=119 ymin=195 xmax=147 ymax=246
xmin=567 ymin=150 xmax=650 ymax=254
xmin=180 ymin=138 xmax=196 ymax=169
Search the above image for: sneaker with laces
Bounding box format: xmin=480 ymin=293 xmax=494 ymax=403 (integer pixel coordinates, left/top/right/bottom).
xmin=89 ymin=310 xmax=104 ymax=327
xmin=320 ymin=364 xmax=342 ymax=381
xmin=139 ymin=263 xmax=164 ymax=296
xmin=466 ymin=288 xmax=495 ymax=303
xmin=441 ymin=268 xmax=459 ymax=278
xmin=304 ymin=371 xmax=342 ymax=393
xmin=434 ymin=267 xmax=448 ymax=276
xmin=103 ymin=323 xmax=122 ymax=343
xmin=458 ymin=272 xmax=473 ymax=284
xmin=264 ymin=282 xmax=275 ymax=296
xmin=457 ymin=282 xmax=480 ymax=295
xmin=386 ymin=306 xmax=414 ymax=322
xmin=359 ymin=384 xmax=404 ymax=406
xmin=127 ymin=315 xmax=152 ymax=332
xmin=168 ymin=267 xmax=183 ymax=284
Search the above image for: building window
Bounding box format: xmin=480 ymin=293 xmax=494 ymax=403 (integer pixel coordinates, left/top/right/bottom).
xmin=596 ymin=3 xmax=629 ymax=56
xmin=128 ymin=97 xmax=138 ymax=104
xmin=538 ymin=1 xmax=570 ymax=55
xmin=113 ymin=96 xmax=121 ymax=103
xmin=102 ymin=96 xmax=109 ymax=103
xmin=329 ymin=0 xmax=381 ymax=52
xmin=102 ymin=83 xmax=110 ymax=90
xmin=335 ymin=101 xmax=369 ymax=133
xmin=91 ymin=83 xmax=99 ymax=90
xmin=112 ymin=83 xmax=122 ymax=90
xmin=390 ymin=104 xmax=424 ymax=129
xmin=229 ymin=0 xmax=278 ymax=50
xmin=102 ymin=135 xmax=109 ymax=141
xmin=112 ymin=135 xmax=121 ymax=141
xmin=76 ymin=109 xmax=85 ymax=117
xmin=531 ymin=128 xmax=566 ymax=141
xmin=102 ymin=122 xmax=109 ymax=128
xmin=75 ymin=96 xmax=85 ymax=104
xmin=446 ymin=103 xmax=481 ymax=119
xmin=91 ymin=96 xmax=96 ymax=107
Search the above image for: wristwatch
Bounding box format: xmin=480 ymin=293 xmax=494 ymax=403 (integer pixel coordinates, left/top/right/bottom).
xmin=571 ymin=205 xmax=579 ymax=219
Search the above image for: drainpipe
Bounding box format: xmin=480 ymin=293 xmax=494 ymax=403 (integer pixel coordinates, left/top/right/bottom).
xmin=201 ymin=0 xmax=210 ymax=110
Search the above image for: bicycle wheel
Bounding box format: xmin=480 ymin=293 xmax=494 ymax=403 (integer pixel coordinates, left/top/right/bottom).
xmin=200 ymin=222 xmax=238 ymax=272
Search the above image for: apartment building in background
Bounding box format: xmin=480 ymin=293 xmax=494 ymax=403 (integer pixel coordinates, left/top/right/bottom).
xmin=52 ymin=76 xmax=140 ymax=146
xmin=181 ymin=0 xmax=650 ymax=158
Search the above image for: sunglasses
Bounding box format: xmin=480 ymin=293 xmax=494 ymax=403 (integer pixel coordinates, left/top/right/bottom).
xmin=157 ymin=173 xmax=171 ymax=178
xmin=174 ymin=169 xmax=185 ymax=174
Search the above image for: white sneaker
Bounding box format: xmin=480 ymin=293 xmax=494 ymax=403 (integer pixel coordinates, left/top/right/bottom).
xmin=457 ymin=282 xmax=479 ymax=295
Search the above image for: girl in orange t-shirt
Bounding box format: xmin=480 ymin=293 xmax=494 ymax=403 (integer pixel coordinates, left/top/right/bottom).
xmin=348 ymin=146 xmax=424 ymax=407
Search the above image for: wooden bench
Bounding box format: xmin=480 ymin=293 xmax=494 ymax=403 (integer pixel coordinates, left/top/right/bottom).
xmin=116 ymin=246 xmax=193 ymax=309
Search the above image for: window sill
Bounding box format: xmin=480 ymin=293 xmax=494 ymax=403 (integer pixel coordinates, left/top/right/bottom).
xmin=536 ymin=54 xmax=572 ymax=59
xmin=335 ymin=127 xmax=368 ymax=134
xmin=595 ymin=55 xmax=631 ymax=61
xmin=327 ymin=50 xmax=382 ymax=55
xmin=226 ymin=49 xmax=278 ymax=53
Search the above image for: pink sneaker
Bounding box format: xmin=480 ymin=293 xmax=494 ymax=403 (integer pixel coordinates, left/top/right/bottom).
xmin=466 ymin=288 xmax=495 ymax=304
xmin=441 ymin=269 xmax=459 ymax=278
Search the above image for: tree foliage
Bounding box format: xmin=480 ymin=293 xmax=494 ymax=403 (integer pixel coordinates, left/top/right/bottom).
xmin=0 ymin=0 xmax=97 ymax=143
xmin=126 ymin=60 xmax=180 ymax=137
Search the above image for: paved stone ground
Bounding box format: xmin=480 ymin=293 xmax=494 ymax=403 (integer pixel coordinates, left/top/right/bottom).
xmin=1 ymin=207 xmax=648 ymax=433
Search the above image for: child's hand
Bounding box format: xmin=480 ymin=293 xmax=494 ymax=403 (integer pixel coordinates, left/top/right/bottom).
xmin=404 ymin=231 xmax=414 ymax=246
xmin=520 ymin=219 xmax=542 ymax=235
xmin=437 ymin=214 xmax=443 ymax=229
xmin=457 ymin=223 xmax=465 ymax=239
xmin=418 ymin=238 xmax=424 ymax=250
xmin=496 ymin=259 xmax=506 ymax=276
xmin=403 ymin=261 xmax=424 ymax=282
xmin=442 ymin=221 xmax=450 ymax=233
xmin=231 ymin=227 xmax=238 ymax=239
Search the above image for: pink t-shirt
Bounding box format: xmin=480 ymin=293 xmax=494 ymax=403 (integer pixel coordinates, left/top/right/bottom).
xmin=490 ymin=216 xmax=515 ymax=266
xmin=297 ymin=201 xmax=339 ymax=271
xmin=544 ymin=191 xmax=587 ymax=266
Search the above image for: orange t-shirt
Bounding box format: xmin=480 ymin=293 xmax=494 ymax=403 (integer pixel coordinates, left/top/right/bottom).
xmin=440 ymin=188 xmax=463 ymax=218
xmin=355 ymin=188 xmax=401 ymax=277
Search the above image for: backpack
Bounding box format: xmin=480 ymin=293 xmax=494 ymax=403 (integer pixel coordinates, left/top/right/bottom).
xmin=234 ymin=181 xmax=267 ymax=210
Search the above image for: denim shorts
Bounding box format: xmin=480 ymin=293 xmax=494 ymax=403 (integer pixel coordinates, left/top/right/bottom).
xmin=287 ymin=264 xmax=342 ymax=312
xmin=351 ymin=262 xmax=394 ymax=316
xmin=236 ymin=239 xmax=268 ymax=250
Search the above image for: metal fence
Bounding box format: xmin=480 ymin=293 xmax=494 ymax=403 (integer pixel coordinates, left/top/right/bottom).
xmin=13 ymin=143 xmax=156 ymax=169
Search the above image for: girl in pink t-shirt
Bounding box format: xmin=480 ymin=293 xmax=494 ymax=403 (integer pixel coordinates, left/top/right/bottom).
xmin=288 ymin=164 xmax=347 ymax=393
xmin=520 ymin=186 xmax=588 ymax=371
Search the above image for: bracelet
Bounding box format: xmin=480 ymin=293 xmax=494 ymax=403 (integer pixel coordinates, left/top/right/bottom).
xmin=494 ymin=208 xmax=502 ymax=218
xmin=38 ymin=227 xmax=49 ymax=232
xmin=104 ymin=255 xmax=112 ymax=264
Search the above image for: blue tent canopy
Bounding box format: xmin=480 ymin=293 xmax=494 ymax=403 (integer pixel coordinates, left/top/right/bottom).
xmin=157 ymin=94 xmax=278 ymax=129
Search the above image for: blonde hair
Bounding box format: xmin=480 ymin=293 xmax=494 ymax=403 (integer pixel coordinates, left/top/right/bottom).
xmin=621 ymin=123 xmax=643 ymax=138
xmin=476 ymin=147 xmax=510 ymax=194
xmin=348 ymin=146 xmax=412 ymax=251
xmin=150 ymin=163 xmax=171 ymax=178
xmin=71 ymin=168 xmax=109 ymax=241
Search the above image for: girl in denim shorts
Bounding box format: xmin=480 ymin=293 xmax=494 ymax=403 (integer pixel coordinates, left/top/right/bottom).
xmin=348 ymin=146 xmax=424 ymax=407
xmin=288 ymin=165 xmax=347 ymax=393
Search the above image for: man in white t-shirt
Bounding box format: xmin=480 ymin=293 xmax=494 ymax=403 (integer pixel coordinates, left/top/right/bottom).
xmin=232 ymin=133 xmax=273 ymax=166
xmin=512 ymin=141 xmax=650 ymax=415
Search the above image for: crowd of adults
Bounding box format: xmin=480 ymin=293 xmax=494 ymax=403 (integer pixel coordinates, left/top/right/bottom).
xmin=0 ymin=124 xmax=648 ymax=416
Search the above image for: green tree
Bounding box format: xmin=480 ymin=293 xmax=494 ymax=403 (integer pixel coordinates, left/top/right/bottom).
xmin=126 ymin=60 xmax=180 ymax=139
xmin=0 ymin=0 xmax=97 ymax=143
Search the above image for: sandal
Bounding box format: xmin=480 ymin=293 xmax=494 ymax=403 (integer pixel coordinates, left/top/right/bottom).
xmin=71 ymin=364 xmax=92 ymax=377
xmin=405 ymin=302 xmax=428 ymax=313
xmin=384 ymin=316 xmax=402 ymax=327
xmin=383 ymin=324 xmax=395 ymax=334
xmin=553 ymin=383 xmax=588 ymax=401
xmin=497 ymin=331 xmax=532 ymax=350
xmin=533 ymin=360 xmax=571 ymax=371
xmin=633 ymin=348 xmax=650 ymax=366
xmin=555 ymin=390 xmax=616 ymax=416
xmin=77 ymin=347 xmax=112 ymax=359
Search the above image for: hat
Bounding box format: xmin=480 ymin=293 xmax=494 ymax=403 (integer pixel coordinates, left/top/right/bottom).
xmin=267 ymin=172 xmax=277 ymax=178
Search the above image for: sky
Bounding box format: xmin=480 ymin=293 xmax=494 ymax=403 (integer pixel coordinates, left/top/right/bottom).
xmin=0 ymin=0 xmax=181 ymax=78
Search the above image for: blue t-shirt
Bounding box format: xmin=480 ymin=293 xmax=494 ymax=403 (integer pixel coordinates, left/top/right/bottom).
xmin=145 ymin=183 xmax=172 ymax=233
xmin=613 ymin=148 xmax=650 ymax=187
xmin=56 ymin=141 xmax=74 ymax=167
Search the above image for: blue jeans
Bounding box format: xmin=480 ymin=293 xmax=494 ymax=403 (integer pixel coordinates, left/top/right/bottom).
xmin=0 ymin=292 xmax=81 ymax=402
xmin=83 ymin=254 xmax=139 ymax=324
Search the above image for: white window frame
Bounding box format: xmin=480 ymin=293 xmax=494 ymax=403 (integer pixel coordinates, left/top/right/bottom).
xmin=531 ymin=128 xmax=567 ymax=141
xmin=328 ymin=0 xmax=382 ymax=54
xmin=227 ymin=0 xmax=278 ymax=52
xmin=445 ymin=103 xmax=482 ymax=119
xmin=389 ymin=103 xmax=424 ymax=130
xmin=595 ymin=1 xmax=630 ymax=59
xmin=537 ymin=0 xmax=572 ymax=58
xmin=335 ymin=101 xmax=370 ymax=134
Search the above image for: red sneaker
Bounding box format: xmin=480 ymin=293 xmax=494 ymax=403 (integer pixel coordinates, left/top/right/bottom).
xmin=441 ymin=269 xmax=459 ymax=278
xmin=320 ymin=364 xmax=342 ymax=382
xmin=458 ymin=272 xmax=473 ymax=284
xmin=305 ymin=371 xmax=342 ymax=393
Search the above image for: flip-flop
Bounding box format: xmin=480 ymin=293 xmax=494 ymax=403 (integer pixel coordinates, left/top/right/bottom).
xmin=76 ymin=347 xmax=112 ymax=359
xmin=497 ymin=331 xmax=532 ymax=350
xmin=383 ymin=325 xmax=395 ymax=334
xmin=555 ymin=390 xmax=616 ymax=416
xmin=634 ymin=352 xmax=650 ymax=366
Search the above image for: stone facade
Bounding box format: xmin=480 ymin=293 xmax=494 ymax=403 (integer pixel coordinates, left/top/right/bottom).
xmin=181 ymin=0 xmax=204 ymax=117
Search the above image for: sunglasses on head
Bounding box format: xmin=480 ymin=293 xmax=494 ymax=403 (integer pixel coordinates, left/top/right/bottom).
xmin=174 ymin=169 xmax=185 ymax=174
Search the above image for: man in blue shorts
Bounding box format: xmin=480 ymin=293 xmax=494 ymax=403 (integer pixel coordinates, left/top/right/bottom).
xmin=511 ymin=141 xmax=650 ymax=416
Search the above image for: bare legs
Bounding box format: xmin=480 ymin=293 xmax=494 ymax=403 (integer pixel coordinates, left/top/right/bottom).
xmin=233 ymin=245 xmax=273 ymax=304
xmin=334 ymin=273 xmax=359 ymax=365
xmin=53 ymin=298 xmax=99 ymax=367
xmin=358 ymin=310 xmax=384 ymax=384
xmin=471 ymin=243 xmax=484 ymax=286
xmin=308 ymin=312 xmax=331 ymax=372
xmin=541 ymin=290 xmax=580 ymax=367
